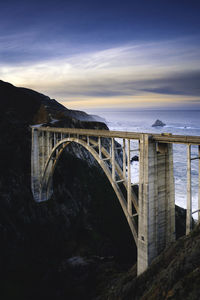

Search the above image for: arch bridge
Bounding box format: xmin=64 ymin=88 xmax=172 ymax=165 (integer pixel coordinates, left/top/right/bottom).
xmin=31 ymin=127 xmax=200 ymax=275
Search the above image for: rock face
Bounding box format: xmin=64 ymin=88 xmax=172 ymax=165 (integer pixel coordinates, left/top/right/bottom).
xmin=101 ymin=222 xmax=200 ymax=300
xmin=152 ymin=119 xmax=166 ymax=127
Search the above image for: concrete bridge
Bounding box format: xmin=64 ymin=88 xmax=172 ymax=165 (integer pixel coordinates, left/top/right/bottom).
xmin=31 ymin=127 xmax=200 ymax=275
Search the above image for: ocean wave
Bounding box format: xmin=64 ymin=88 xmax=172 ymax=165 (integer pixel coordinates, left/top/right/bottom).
xmin=165 ymin=124 xmax=200 ymax=130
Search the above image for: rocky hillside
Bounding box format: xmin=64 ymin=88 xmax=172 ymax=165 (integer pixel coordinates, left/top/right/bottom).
xmin=99 ymin=224 xmax=200 ymax=300
xmin=0 ymin=80 xmax=195 ymax=300
xmin=0 ymin=79 xmax=104 ymax=124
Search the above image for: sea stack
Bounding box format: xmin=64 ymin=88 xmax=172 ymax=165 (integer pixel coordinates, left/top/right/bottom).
xmin=152 ymin=119 xmax=166 ymax=127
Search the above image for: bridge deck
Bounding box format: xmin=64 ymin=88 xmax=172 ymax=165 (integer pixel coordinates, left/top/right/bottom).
xmin=35 ymin=127 xmax=200 ymax=145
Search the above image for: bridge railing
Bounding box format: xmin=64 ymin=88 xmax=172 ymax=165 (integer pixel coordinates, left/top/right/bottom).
xmin=35 ymin=126 xmax=200 ymax=144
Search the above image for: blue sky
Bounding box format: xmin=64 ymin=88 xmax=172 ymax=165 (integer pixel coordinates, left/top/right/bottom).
xmin=0 ymin=0 xmax=200 ymax=110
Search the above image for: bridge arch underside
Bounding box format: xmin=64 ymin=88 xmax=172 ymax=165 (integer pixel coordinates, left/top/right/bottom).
xmin=40 ymin=137 xmax=138 ymax=245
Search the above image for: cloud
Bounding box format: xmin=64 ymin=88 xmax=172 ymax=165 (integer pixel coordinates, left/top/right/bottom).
xmin=0 ymin=31 xmax=75 ymax=64
xmin=136 ymin=70 xmax=200 ymax=97
xmin=0 ymin=37 xmax=200 ymax=108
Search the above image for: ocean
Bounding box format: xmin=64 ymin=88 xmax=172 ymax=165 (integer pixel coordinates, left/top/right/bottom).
xmin=93 ymin=110 xmax=200 ymax=219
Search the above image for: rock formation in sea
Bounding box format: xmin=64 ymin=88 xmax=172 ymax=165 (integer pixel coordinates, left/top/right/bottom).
xmin=152 ymin=119 xmax=166 ymax=127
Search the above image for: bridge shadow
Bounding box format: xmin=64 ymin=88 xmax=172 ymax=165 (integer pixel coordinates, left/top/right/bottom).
xmin=52 ymin=142 xmax=137 ymax=267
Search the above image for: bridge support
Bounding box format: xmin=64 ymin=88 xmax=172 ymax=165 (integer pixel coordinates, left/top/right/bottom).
xmin=31 ymin=128 xmax=53 ymax=201
xmin=137 ymin=134 xmax=175 ymax=275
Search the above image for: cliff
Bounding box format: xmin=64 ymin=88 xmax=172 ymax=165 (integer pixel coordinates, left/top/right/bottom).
xmin=0 ymin=79 xmax=103 ymax=125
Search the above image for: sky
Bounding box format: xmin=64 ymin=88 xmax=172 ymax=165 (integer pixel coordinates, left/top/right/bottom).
xmin=0 ymin=0 xmax=200 ymax=111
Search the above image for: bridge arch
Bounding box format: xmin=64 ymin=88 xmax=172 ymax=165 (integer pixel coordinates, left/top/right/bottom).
xmin=41 ymin=137 xmax=138 ymax=244
xmin=31 ymin=127 xmax=176 ymax=275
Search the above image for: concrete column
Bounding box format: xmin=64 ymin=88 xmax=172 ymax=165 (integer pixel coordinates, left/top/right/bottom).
xmin=41 ymin=131 xmax=53 ymax=201
xmin=31 ymin=128 xmax=46 ymax=201
xmin=186 ymin=144 xmax=192 ymax=234
xmin=39 ymin=131 xmax=46 ymax=176
xmin=127 ymin=139 xmax=132 ymax=216
xmin=165 ymin=143 xmax=175 ymax=244
xmin=31 ymin=128 xmax=40 ymax=201
xmin=47 ymin=131 xmax=50 ymax=157
xmin=137 ymin=134 xmax=175 ymax=275
xmin=53 ymin=132 xmax=56 ymax=147
xmin=31 ymin=129 xmax=53 ymax=202
xmin=123 ymin=139 xmax=126 ymax=179
xmin=98 ymin=137 xmax=102 ymax=159
xmin=112 ymin=138 xmax=115 ymax=180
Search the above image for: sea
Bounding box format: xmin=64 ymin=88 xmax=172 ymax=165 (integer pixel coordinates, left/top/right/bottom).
xmin=90 ymin=110 xmax=200 ymax=219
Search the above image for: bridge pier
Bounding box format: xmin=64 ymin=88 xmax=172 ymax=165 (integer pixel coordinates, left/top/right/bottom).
xmin=137 ymin=134 xmax=175 ymax=275
xmin=31 ymin=128 xmax=53 ymax=202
